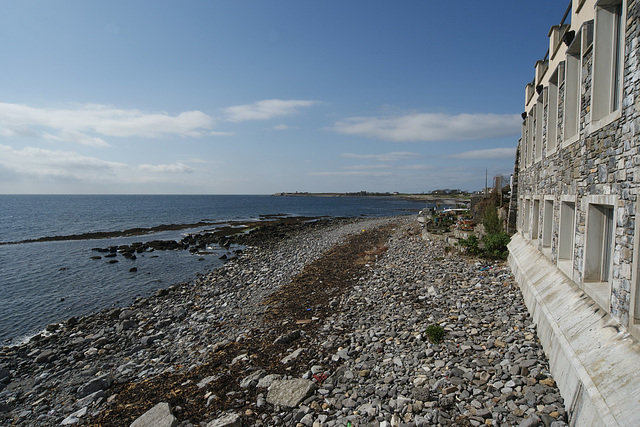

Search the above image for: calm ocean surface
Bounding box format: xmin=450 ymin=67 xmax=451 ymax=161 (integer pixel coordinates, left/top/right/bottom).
xmin=0 ymin=194 xmax=424 ymax=345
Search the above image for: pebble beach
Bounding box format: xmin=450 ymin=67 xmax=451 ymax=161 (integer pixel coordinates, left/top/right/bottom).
xmin=0 ymin=216 xmax=567 ymax=427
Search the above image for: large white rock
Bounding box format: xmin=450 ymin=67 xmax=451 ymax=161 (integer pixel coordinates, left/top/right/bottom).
xmin=206 ymin=413 xmax=242 ymax=427
xmin=266 ymin=378 xmax=316 ymax=408
xmin=129 ymin=402 xmax=177 ymax=427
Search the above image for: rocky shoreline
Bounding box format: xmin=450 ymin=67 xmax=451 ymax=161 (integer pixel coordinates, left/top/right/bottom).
xmin=0 ymin=216 xmax=567 ymax=427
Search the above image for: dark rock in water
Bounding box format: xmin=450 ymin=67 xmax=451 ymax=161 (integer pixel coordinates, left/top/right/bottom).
xmin=104 ymin=253 xmax=117 ymax=258
xmin=107 ymin=259 xmax=119 ymax=264
xmin=46 ymin=323 xmax=59 ymax=331
xmin=219 ymin=254 xmax=227 ymax=260
xmin=90 ymin=256 xmax=102 ymax=260
xmin=129 ymin=267 xmax=138 ymax=273
xmin=59 ymin=267 xmax=68 ymax=271
xmin=67 ymin=316 xmax=79 ymax=326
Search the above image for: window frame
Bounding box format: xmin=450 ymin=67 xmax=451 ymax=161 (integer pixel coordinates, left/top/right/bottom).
xmin=542 ymin=197 xmax=554 ymax=259
xmin=547 ymin=66 xmax=560 ymax=156
xmin=582 ymin=195 xmax=617 ymax=311
xmin=557 ymin=197 xmax=577 ymax=279
xmin=563 ymin=34 xmax=582 ymax=146
xmin=590 ymin=0 xmax=625 ymax=131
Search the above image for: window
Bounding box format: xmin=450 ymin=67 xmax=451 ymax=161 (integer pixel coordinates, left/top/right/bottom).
xmin=584 ymin=204 xmax=614 ymax=282
xmin=592 ymin=0 xmax=624 ymax=123
xmin=532 ymin=199 xmax=540 ymax=241
xmin=564 ymin=46 xmax=581 ymax=142
xmin=523 ymin=199 xmax=531 ymax=235
xmin=535 ymin=94 xmax=544 ymax=161
xmin=547 ymin=68 xmax=560 ymax=154
xmin=543 ymin=199 xmax=554 ymax=249
xmin=558 ymin=201 xmax=576 ymax=261
xmin=526 ymin=109 xmax=534 ymax=166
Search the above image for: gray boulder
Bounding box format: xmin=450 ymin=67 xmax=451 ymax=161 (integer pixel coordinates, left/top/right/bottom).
xmin=77 ymin=374 xmax=112 ymax=398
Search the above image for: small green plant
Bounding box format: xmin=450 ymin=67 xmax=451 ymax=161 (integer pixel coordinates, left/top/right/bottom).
xmin=456 ymin=235 xmax=481 ymax=256
xmin=425 ymin=324 xmax=446 ymax=343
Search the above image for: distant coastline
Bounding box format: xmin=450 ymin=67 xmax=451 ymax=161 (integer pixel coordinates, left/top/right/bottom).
xmin=272 ymin=191 xmax=471 ymax=206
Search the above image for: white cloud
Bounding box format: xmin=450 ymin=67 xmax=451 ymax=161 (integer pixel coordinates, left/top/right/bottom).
xmin=448 ymin=147 xmax=517 ymax=159
xmin=272 ymin=124 xmax=290 ymax=131
xmin=402 ymin=164 xmax=432 ymax=170
xmin=342 ymin=152 xmax=420 ymax=162
xmin=308 ymin=171 xmax=393 ymax=177
xmin=331 ymin=113 xmax=521 ymax=142
xmin=0 ymin=144 xmax=128 ymax=179
xmin=0 ymin=102 xmax=216 ymax=146
xmin=346 ymin=164 xmax=391 ymax=170
xmin=138 ymin=162 xmax=194 ymax=173
xmin=223 ymin=99 xmax=317 ymax=122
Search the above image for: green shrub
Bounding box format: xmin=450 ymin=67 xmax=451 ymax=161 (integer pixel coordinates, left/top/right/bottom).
xmin=482 ymin=204 xmax=502 ymax=235
xmin=425 ymin=324 xmax=446 ymax=343
xmin=456 ymin=235 xmax=481 ymax=256
xmin=482 ymin=231 xmax=511 ymax=259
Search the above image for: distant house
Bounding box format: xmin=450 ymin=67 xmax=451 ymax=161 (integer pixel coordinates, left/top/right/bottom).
xmin=509 ymin=1 xmax=640 ymax=425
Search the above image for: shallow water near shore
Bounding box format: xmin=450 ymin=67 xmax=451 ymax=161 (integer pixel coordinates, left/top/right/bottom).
xmin=0 ymin=194 xmax=424 ymax=345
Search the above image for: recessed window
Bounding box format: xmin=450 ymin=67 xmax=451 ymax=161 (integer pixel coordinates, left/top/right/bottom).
xmin=535 ymin=94 xmax=544 ymax=161
xmin=532 ymin=199 xmax=540 ymax=241
xmin=547 ymin=68 xmax=560 ymax=154
xmin=592 ymin=0 xmax=624 ymax=122
xmin=523 ymin=199 xmax=531 ymax=235
xmin=526 ymin=109 xmax=534 ymax=166
xmin=584 ymin=204 xmax=614 ymax=282
xmin=543 ymin=199 xmax=554 ymax=248
xmin=558 ymin=201 xmax=576 ymax=261
xmin=564 ymin=47 xmax=581 ymax=142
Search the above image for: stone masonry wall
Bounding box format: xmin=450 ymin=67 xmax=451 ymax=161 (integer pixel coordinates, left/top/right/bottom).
xmin=517 ymin=0 xmax=640 ymax=330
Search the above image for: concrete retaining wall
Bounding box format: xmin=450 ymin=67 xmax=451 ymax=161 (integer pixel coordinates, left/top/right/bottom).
xmin=509 ymin=234 xmax=640 ymax=426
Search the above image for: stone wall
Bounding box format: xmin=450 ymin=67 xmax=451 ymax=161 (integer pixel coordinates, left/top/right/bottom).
xmin=516 ymin=0 xmax=640 ymax=333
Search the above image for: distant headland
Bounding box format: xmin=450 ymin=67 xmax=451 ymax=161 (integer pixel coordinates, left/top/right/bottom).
xmin=271 ymin=190 xmax=473 ymax=205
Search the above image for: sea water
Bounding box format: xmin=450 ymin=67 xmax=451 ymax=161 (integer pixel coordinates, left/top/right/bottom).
xmin=0 ymin=195 xmax=423 ymax=344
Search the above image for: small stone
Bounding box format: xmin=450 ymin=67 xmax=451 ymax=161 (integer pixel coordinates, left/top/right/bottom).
xmin=540 ymin=378 xmax=556 ymax=387
xmin=518 ymin=415 xmax=541 ymax=427
xmin=442 ymin=385 xmax=458 ymax=395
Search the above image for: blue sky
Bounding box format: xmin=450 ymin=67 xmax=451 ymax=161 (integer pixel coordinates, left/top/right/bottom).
xmin=0 ymin=0 xmax=568 ymax=194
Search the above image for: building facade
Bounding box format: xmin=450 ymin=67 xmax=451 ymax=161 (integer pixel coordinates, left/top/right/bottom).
xmin=510 ymin=0 xmax=640 ymax=425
